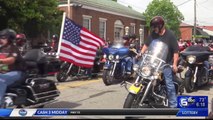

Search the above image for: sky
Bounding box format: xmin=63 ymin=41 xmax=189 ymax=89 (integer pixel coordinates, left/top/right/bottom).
xmin=117 ymin=0 xmax=213 ymax=26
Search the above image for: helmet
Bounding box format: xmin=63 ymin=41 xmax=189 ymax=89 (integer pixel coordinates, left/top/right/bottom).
xmin=129 ymin=34 xmax=137 ymax=39
xmin=16 ymin=34 xmax=26 ymax=46
xmin=122 ymin=35 xmax=130 ymax=41
xmin=16 ymin=34 xmax=26 ymax=40
xmin=52 ymin=34 xmax=58 ymax=41
xmin=195 ymin=38 xmax=203 ymax=44
xmin=0 ymin=28 xmax=16 ymax=43
xmin=150 ymin=16 xmax=165 ymax=32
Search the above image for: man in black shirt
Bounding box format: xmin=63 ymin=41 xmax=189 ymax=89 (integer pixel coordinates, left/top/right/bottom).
xmin=0 ymin=29 xmax=25 ymax=107
xmin=138 ymin=16 xmax=179 ymax=108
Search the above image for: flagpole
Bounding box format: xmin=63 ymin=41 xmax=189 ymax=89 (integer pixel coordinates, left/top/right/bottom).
xmin=56 ymin=12 xmax=66 ymax=58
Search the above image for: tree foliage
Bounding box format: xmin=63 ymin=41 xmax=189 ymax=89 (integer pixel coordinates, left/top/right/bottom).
xmin=143 ymin=0 xmax=184 ymax=37
xmin=0 ymin=0 xmax=63 ymax=39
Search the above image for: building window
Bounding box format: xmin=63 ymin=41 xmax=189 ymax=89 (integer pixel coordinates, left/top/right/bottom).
xmin=83 ymin=15 xmax=92 ymax=31
xmin=129 ymin=23 xmax=135 ymax=35
xmin=99 ymin=18 xmax=107 ymax=41
xmin=114 ymin=20 xmax=124 ymax=40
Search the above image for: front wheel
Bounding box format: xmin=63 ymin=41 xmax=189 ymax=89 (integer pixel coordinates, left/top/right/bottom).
xmin=123 ymin=93 xmax=136 ymax=108
xmin=102 ymin=70 xmax=113 ymax=86
xmin=184 ymin=75 xmax=195 ymax=93
xmin=56 ymin=63 xmax=72 ymax=82
xmin=123 ymin=93 xmax=147 ymax=108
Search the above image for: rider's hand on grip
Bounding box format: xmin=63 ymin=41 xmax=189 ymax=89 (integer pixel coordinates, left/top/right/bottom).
xmin=136 ymin=52 xmax=142 ymax=59
xmin=172 ymin=65 xmax=178 ymax=73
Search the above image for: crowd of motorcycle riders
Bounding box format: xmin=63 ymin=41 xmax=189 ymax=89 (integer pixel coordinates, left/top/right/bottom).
xmin=0 ymin=16 xmax=213 ymax=109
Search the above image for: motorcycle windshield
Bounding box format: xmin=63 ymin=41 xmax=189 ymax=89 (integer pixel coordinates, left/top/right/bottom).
xmin=141 ymin=39 xmax=168 ymax=70
xmin=111 ymin=39 xmax=124 ymax=49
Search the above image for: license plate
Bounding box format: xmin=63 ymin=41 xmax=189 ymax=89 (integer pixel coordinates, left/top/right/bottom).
xmin=129 ymin=84 xmax=142 ymax=94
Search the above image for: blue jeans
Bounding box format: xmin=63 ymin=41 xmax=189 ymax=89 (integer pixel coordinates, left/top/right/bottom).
xmin=204 ymin=61 xmax=210 ymax=69
xmin=0 ymin=71 xmax=23 ymax=105
xmin=163 ymin=67 xmax=177 ymax=108
xmin=124 ymin=57 xmax=133 ymax=72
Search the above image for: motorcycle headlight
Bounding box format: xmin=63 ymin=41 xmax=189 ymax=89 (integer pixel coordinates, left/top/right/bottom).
xmin=133 ymin=64 xmax=139 ymax=71
xmin=115 ymin=55 xmax=119 ymax=59
xmin=187 ymin=55 xmax=196 ymax=64
xmin=108 ymin=54 xmax=114 ymax=60
xmin=103 ymin=54 xmax=107 ymax=59
xmin=141 ymin=66 xmax=152 ymax=77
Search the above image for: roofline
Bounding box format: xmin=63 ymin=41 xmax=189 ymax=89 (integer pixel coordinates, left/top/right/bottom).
xmin=58 ymin=4 xmax=145 ymax=21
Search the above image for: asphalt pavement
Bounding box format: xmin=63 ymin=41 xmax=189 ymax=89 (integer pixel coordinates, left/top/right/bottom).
xmin=40 ymin=74 xmax=213 ymax=119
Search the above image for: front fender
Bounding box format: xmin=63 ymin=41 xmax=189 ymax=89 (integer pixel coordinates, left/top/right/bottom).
xmin=103 ymin=62 xmax=113 ymax=70
xmin=185 ymin=68 xmax=193 ymax=78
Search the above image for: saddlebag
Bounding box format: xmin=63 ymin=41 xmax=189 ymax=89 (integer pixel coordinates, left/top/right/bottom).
xmin=26 ymin=78 xmax=60 ymax=102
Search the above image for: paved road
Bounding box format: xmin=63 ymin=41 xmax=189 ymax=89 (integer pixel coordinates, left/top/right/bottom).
xmin=42 ymin=75 xmax=213 ymax=119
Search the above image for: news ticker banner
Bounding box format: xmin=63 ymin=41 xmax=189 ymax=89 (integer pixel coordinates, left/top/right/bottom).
xmin=0 ymin=108 xmax=179 ymax=117
xmin=0 ymin=96 xmax=209 ymax=117
xmin=176 ymin=96 xmax=208 ymax=116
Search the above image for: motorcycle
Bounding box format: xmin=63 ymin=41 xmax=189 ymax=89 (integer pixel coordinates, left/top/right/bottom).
xmin=180 ymin=46 xmax=213 ymax=93
xmin=56 ymin=54 xmax=102 ymax=82
xmin=102 ymin=40 xmax=135 ymax=86
xmin=122 ymin=39 xmax=184 ymax=108
xmin=3 ymin=49 xmax=60 ymax=108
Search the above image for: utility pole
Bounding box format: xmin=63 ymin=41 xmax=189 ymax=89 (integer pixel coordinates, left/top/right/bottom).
xmin=193 ymin=0 xmax=197 ymax=41
xmin=67 ymin=0 xmax=70 ymax=18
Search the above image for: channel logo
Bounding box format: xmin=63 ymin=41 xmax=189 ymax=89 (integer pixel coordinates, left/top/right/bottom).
xmin=18 ymin=109 xmax=27 ymax=116
xmin=179 ymin=97 xmax=195 ymax=108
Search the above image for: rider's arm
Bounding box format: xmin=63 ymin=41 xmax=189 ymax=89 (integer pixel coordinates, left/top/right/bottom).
xmin=140 ymin=44 xmax=148 ymax=54
xmin=173 ymin=53 xmax=179 ymax=67
xmin=0 ymin=57 xmax=16 ymax=65
xmin=0 ymin=48 xmax=19 ymax=65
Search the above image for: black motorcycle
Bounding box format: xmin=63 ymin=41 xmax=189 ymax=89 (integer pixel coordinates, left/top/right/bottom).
xmin=56 ymin=55 xmax=101 ymax=82
xmin=180 ymin=46 xmax=213 ymax=93
xmin=3 ymin=49 xmax=60 ymax=108
xmin=123 ymin=39 xmax=184 ymax=108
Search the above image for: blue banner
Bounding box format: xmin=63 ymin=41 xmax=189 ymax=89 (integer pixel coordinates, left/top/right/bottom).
xmin=0 ymin=109 xmax=13 ymax=117
xmin=34 ymin=109 xmax=70 ymax=116
xmin=177 ymin=96 xmax=208 ymax=117
xmin=176 ymin=108 xmax=208 ymax=116
xmin=177 ymin=96 xmax=208 ymax=108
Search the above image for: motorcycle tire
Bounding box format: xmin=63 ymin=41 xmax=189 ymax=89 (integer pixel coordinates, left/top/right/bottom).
xmin=56 ymin=63 xmax=71 ymax=82
xmin=123 ymin=93 xmax=136 ymax=108
xmin=102 ymin=70 xmax=113 ymax=86
xmin=184 ymin=76 xmax=195 ymax=93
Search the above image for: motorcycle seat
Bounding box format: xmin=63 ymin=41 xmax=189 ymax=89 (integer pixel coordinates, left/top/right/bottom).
xmin=25 ymin=61 xmax=37 ymax=68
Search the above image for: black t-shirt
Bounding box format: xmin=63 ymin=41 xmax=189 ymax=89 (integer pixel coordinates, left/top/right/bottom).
xmin=0 ymin=45 xmax=25 ymax=72
xmin=144 ymin=29 xmax=179 ymax=63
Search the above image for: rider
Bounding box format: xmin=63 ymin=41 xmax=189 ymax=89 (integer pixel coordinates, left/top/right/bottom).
xmin=0 ymin=29 xmax=25 ymax=107
xmin=50 ymin=34 xmax=59 ymax=52
xmin=128 ymin=34 xmax=139 ymax=64
xmin=16 ymin=33 xmax=27 ymax=55
xmin=137 ymin=16 xmax=179 ymax=108
xmin=123 ymin=35 xmax=134 ymax=75
xmin=185 ymin=38 xmax=213 ymax=71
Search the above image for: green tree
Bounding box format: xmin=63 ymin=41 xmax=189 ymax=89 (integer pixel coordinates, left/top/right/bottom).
xmin=0 ymin=0 xmax=62 ymax=40
xmin=143 ymin=0 xmax=184 ymax=37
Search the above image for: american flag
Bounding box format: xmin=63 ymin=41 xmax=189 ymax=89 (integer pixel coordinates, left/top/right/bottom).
xmin=59 ymin=17 xmax=105 ymax=68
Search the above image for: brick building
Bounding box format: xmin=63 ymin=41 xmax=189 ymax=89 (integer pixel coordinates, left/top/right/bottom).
xmin=58 ymin=0 xmax=146 ymax=44
xmin=180 ymin=23 xmax=210 ymax=41
xmin=179 ymin=23 xmax=193 ymax=41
